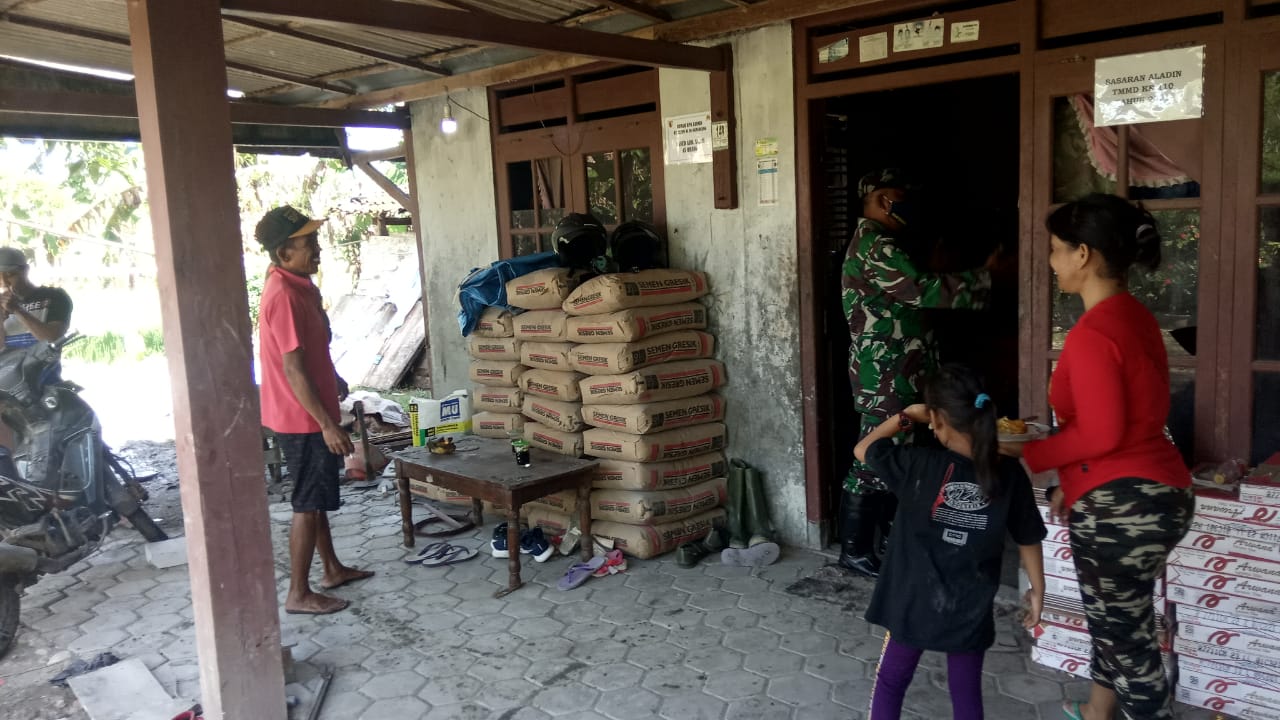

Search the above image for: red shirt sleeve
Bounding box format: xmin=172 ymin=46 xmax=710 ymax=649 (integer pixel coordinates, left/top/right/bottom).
xmin=262 ymin=290 xmax=308 ymax=356
xmin=1023 ymin=326 xmax=1128 ymax=472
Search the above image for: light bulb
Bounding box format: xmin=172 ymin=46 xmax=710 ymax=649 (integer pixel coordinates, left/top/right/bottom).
xmin=441 ymin=103 xmax=458 ymax=134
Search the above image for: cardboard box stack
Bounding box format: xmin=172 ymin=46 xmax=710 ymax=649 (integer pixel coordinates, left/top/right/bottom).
xmin=1026 ymin=483 xmax=1172 ymax=681
xmin=1167 ymin=468 xmax=1280 ymax=718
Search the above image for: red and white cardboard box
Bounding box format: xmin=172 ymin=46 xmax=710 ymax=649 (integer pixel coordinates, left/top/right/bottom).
xmin=1046 ymin=574 xmax=1080 ymax=601
xmin=1043 ymin=540 xmax=1073 ymax=562
xmin=1035 ymin=623 xmax=1093 ymax=656
xmin=1045 ymin=525 xmax=1073 ymax=544
xmin=1170 ymin=582 xmax=1280 ymax=622
xmin=1191 ymin=515 xmax=1280 ymax=546
xmin=1180 ymin=530 xmax=1280 ymax=565
xmin=1030 ymin=645 xmax=1091 ymax=680
xmin=1168 ymin=565 xmax=1280 ymax=607
xmin=1197 ymin=491 xmax=1280 ymax=526
xmin=1177 ymin=684 xmax=1280 ymax=719
xmin=1175 ymin=635 xmax=1280 ymax=674
xmin=1179 ymin=620 xmax=1280 ymax=657
xmin=1174 ymin=604 xmax=1280 ymax=638
xmin=1044 ymin=556 xmax=1076 ymax=581
xmin=1042 ymin=607 xmax=1089 ymax=633
xmin=1179 ymin=668 xmax=1280 ymax=713
xmin=1036 ymin=504 xmax=1068 ymax=527
xmin=1170 ymin=546 xmax=1280 ymax=586
xmin=1242 ymin=473 xmax=1280 ymax=507
xmin=1179 ymin=654 xmax=1280 ymax=693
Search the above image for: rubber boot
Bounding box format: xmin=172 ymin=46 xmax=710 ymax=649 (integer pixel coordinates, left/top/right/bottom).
xmin=727 ymin=459 xmax=749 ymax=549
xmin=743 ymin=467 xmax=776 ymax=547
xmin=837 ymin=487 xmax=880 ymax=578
xmin=675 ymin=526 xmax=727 ymax=568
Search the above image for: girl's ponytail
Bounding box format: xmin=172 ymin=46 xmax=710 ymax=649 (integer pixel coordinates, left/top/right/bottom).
xmin=923 ymin=365 xmax=1002 ymax=498
xmin=969 ymin=393 xmax=1000 ymax=498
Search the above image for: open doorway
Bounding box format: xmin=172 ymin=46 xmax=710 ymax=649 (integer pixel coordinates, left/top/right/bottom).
xmin=813 ymin=74 xmax=1022 ymax=544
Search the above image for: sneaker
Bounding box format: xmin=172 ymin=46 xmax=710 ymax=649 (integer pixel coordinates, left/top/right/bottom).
xmin=491 ymin=522 xmax=510 ymax=558
xmin=520 ymin=527 xmax=555 ymax=563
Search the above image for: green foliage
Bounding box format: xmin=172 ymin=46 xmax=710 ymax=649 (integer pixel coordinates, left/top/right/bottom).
xmin=63 ymin=332 xmax=126 ymax=364
xmin=139 ymin=328 xmax=165 ymax=358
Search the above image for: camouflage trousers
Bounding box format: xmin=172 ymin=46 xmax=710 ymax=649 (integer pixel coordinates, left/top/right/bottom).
xmin=1068 ymin=478 xmax=1193 ymax=720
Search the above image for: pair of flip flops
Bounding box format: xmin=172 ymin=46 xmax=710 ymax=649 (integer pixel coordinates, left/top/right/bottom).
xmin=556 ymin=549 xmax=628 ymax=591
xmin=405 ymin=541 xmax=478 ymax=566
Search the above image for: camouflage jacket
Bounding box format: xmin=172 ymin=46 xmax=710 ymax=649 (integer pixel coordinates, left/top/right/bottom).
xmin=842 ymin=217 xmax=991 ymax=408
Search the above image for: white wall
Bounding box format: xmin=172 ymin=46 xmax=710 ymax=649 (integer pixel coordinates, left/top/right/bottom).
xmin=660 ymin=24 xmax=810 ymax=548
xmin=410 ymin=89 xmax=498 ymax=398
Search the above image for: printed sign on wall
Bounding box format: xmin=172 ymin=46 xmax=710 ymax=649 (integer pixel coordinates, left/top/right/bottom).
xmin=1094 ymin=46 xmax=1205 ymax=127
xmin=665 ymin=112 xmax=713 ymax=165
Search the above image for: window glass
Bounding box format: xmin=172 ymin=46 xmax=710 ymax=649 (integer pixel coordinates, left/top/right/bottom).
xmin=620 ymin=148 xmax=654 ymax=224
xmin=1253 ymin=373 xmax=1280 ymax=466
xmin=508 ymin=161 xmax=534 ymax=229
xmin=1053 ymin=95 xmax=1113 ymax=203
xmin=534 ymin=158 xmax=565 ymax=230
xmin=1261 ymin=72 xmax=1280 ymax=194
xmin=1258 ymin=207 xmax=1280 ymax=360
xmin=513 ymin=235 xmax=538 ymax=257
xmin=586 ymin=151 xmax=619 ymax=225
xmin=1168 ymin=367 xmax=1196 ymax=465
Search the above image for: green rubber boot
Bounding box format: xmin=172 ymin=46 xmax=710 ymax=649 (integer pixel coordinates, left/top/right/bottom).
xmin=744 ymin=466 xmax=777 ymax=547
xmin=675 ymin=526 xmax=727 ymax=568
xmin=727 ymin=459 xmax=749 ymax=549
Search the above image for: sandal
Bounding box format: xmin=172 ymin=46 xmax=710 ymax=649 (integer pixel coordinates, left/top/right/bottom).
xmin=421 ymin=544 xmax=478 ymax=567
xmin=593 ymin=549 xmax=627 ymax=577
xmin=1062 ymin=701 xmax=1084 ymax=720
xmin=557 ymin=556 xmax=606 ymax=591
xmin=404 ymin=542 xmax=449 ymax=564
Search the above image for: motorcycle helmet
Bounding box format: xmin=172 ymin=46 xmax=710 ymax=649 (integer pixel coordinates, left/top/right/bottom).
xmin=551 ymin=213 xmax=607 ymax=270
xmin=608 ymin=221 xmax=667 ymax=272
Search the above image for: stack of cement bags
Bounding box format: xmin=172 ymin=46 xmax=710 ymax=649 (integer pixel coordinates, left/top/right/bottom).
xmin=468 ymin=307 xmax=527 ymax=440
xmin=567 ymin=269 xmax=730 ymax=559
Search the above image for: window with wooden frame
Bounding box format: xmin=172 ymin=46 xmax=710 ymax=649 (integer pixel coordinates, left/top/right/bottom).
xmin=490 ymin=66 xmax=666 ymax=258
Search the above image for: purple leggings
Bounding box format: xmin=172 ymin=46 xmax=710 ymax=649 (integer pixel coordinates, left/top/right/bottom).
xmin=869 ymin=634 xmax=985 ymax=720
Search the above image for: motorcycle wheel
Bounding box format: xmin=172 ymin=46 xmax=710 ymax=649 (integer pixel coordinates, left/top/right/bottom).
xmin=124 ymin=508 xmax=168 ymax=543
xmin=0 ymin=577 xmax=20 ymax=660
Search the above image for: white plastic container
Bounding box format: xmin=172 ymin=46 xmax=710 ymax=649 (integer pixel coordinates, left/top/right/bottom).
xmin=419 ymin=389 xmax=472 ymax=442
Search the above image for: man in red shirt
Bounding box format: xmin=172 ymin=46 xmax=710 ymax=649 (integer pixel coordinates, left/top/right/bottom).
xmin=256 ymin=206 xmax=372 ymax=615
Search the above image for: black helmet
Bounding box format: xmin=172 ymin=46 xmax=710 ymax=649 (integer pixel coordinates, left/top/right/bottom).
xmin=551 ymin=213 xmax=607 ymax=270
xmin=609 ymin=221 xmax=666 ymax=272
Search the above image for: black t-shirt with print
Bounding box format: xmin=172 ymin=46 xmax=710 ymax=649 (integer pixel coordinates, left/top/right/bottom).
xmin=864 ymin=438 xmax=1046 ymax=653
xmin=3 ymin=286 xmax=72 ymax=349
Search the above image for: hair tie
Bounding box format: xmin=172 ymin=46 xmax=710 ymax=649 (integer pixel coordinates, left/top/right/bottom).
xmin=974 ymin=393 xmax=991 ymax=409
xmin=1136 ymin=223 xmax=1155 ymax=240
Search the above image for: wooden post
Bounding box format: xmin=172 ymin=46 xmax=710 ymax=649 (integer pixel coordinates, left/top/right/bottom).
xmin=126 ymin=2 xmax=286 ymax=719
xmin=710 ymin=44 xmax=738 ymax=210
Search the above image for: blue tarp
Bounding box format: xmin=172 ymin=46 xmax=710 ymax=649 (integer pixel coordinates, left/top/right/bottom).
xmin=457 ymin=251 xmax=561 ymax=336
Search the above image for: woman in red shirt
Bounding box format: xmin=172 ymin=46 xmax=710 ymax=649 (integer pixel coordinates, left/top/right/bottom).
xmin=1005 ymin=194 xmax=1192 ymax=720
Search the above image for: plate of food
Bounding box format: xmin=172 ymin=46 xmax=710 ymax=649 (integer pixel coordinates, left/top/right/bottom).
xmin=997 ymin=417 xmax=1050 ymax=443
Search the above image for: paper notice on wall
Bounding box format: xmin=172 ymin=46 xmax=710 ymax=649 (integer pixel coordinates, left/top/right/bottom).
xmin=893 ymin=19 xmax=945 ymax=53
xmin=818 ymin=37 xmax=849 ymax=64
xmin=665 ymin=112 xmax=713 ymax=165
xmin=1094 ymin=45 xmax=1205 ymax=127
xmin=951 ymin=21 xmax=980 ymax=43
xmin=757 ymin=157 xmax=779 ymax=207
xmin=859 ymin=33 xmax=888 ymax=62
xmin=754 ymin=138 xmax=778 ymax=158
xmin=710 ymin=121 xmax=729 ymax=151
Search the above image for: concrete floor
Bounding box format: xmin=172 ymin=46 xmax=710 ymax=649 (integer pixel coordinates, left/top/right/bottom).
xmin=2 ymin=487 xmax=1223 ymax=720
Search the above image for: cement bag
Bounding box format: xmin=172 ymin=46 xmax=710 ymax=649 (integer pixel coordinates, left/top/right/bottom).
xmin=523 ymin=506 xmax=576 ymax=543
xmin=473 ymin=386 xmax=524 ymax=414
xmin=527 ymin=489 xmax=579 ymax=515
xmin=580 ymin=360 xmax=726 ymax=405
xmin=591 ymin=452 xmax=729 ymax=491
xmin=473 ymin=307 xmax=515 ymax=338
xmin=520 ymin=369 xmax=586 ymax=403
xmin=473 ymin=411 xmax=525 ymax=439
xmin=525 ymin=423 xmax=585 ymax=458
xmin=566 ymin=303 xmax=707 ymax=344
xmin=522 ymin=397 xmax=587 ymax=433
xmin=585 ymin=423 xmax=727 ymax=462
xmin=408 ymin=479 xmax=507 ymax=514
xmin=569 ymin=331 xmax=716 ymax=375
xmin=563 ymin=269 xmax=710 ymax=315
xmin=467 ymin=336 xmax=522 ymax=361
xmin=593 ymin=508 xmax=726 ymax=560
xmin=583 ymin=393 xmax=725 ymax=435
xmin=506 ymin=268 xmax=580 ymax=310
xmin=470 ymin=360 xmax=525 ymax=387
xmin=591 ymin=477 xmax=726 ymax=526
xmin=520 ymin=341 xmax=575 ymax=371
xmin=514 ymin=309 xmax=569 ymax=341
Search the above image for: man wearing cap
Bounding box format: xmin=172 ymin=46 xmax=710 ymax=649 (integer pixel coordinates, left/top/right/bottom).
xmin=0 ymin=247 xmax=72 ymax=351
xmin=837 ymin=169 xmax=998 ymax=578
xmin=256 ymin=206 xmax=371 ymax=615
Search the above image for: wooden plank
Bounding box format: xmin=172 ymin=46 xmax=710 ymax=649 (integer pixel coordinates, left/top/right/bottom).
xmin=402 ymin=129 xmax=433 ymax=392
xmin=126 ymin=1 xmax=286 ymax=719
xmin=222 ymin=0 xmax=727 ymax=72
xmin=361 ymin=300 xmax=426 ymax=390
xmin=576 ymin=71 xmax=659 ymax=115
xmin=1040 ymin=0 xmax=1224 ymax=39
xmin=354 ymin=159 xmax=412 ymax=209
xmin=709 ymin=45 xmax=738 ymax=210
xmin=602 ymin=0 xmax=671 ymax=22
xmin=497 ymin=86 xmax=571 ymax=127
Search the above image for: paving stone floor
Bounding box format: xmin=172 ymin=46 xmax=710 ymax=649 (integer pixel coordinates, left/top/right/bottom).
xmin=7 ymin=489 xmax=1221 ymax=719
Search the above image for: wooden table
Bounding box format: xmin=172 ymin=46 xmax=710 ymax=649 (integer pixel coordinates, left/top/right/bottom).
xmin=393 ymin=437 xmax=598 ymax=597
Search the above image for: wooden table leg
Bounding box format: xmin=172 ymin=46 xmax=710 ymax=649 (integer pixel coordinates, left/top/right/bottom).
xmin=578 ymin=482 xmax=592 ymax=562
xmin=472 ymin=498 xmax=484 ymax=527
xmin=495 ymin=507 xmax=523 ymax=598
xmin=397 ymin=460 xmax=414 ymax=549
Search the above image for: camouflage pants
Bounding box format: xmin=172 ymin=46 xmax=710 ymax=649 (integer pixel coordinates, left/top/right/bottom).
xmin=1068 ymin=478 xmax=1193 ymax=720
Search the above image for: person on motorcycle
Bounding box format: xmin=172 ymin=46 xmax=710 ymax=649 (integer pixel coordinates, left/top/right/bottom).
xmin=254 ymin=206 xmax=372 ymax=616
xmin=0 ymin=247 xmax=72 ymax=350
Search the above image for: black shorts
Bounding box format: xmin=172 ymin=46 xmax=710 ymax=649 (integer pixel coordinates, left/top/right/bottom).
xmin=276 ymin=431 xmax=341 ymax=513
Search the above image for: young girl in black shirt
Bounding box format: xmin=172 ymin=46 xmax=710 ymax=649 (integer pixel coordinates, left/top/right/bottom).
xmin=853 ymin=364 xmax=1047 ymax=720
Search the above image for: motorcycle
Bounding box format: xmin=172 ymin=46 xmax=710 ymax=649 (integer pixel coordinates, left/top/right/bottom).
xmin=0 ymin=333 xmax=167 ymax=658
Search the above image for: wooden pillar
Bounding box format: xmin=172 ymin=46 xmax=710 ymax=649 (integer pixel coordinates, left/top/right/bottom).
xmin=403 ymin=127 xmax=434 ymax=389
xmin=126 ymin=2 xmax=285 ymax=719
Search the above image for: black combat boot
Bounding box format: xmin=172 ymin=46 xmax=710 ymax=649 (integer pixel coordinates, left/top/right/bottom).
xmin=837 ymin=487 xmax=881 ymax=578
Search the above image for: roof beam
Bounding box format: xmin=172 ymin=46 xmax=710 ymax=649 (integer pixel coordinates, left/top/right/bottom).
xmin=220 ymin=0 xmax=727 ymax=72
xmin=0 ymin=13 xmax=356 ymax=95
xmin=601 ymin=1 xmax=671 ymax=23
xmin=222 ymin=17 xmax=451 ymax=76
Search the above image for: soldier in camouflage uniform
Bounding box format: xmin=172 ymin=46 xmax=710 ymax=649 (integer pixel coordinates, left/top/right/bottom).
xmin=838 ymin=169 xmax=995 ymax=577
